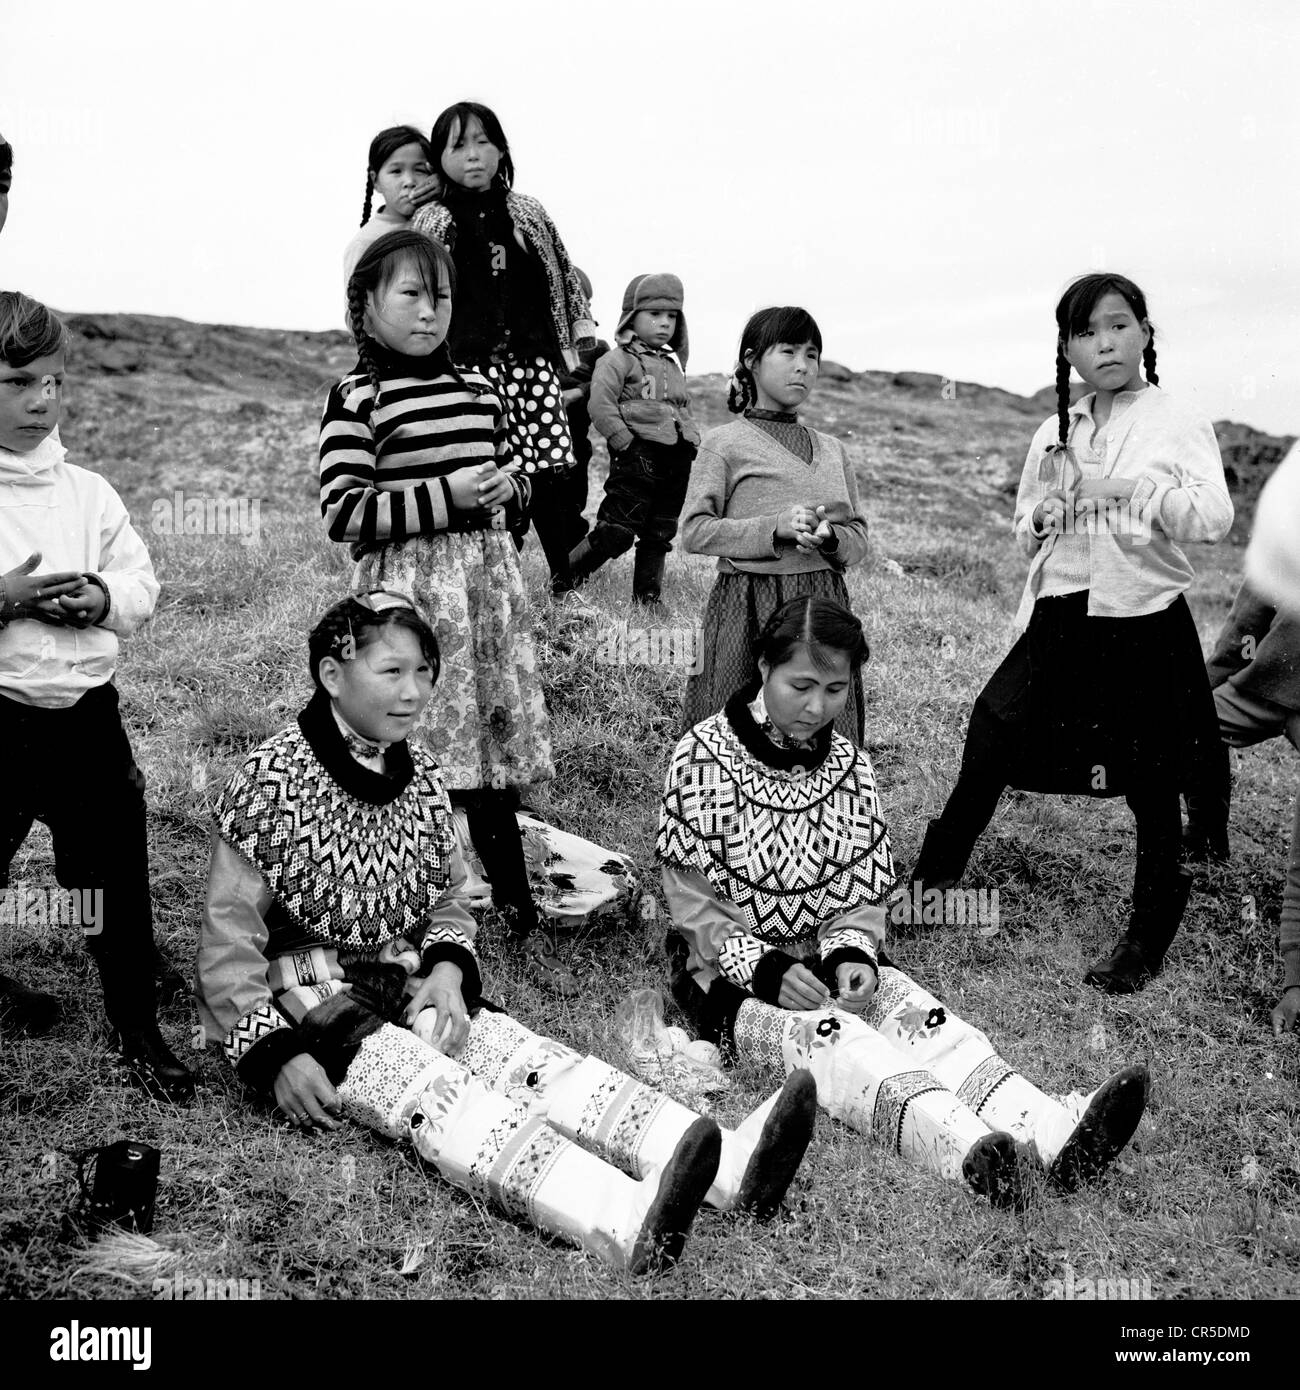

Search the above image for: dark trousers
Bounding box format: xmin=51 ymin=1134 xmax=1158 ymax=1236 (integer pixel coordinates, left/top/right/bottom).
xmin=587 ymin=437 xmax=696 ymax=565
xmin=448 ymin=788 xmax=539 ymax=940
xmin=0 ymin=684 xmax=157 ymax=1030
xmin=933 ymin=698 xmax=1183 ymax=907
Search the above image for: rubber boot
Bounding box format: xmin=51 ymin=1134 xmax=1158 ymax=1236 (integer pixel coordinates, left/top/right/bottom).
xmin=567 ymin=537 xmax=605 ymax=588
xmin=1084 ymin=867 xmax=1195 ymax=994
xmin=632 ymin=548 xmax=667 ymax=611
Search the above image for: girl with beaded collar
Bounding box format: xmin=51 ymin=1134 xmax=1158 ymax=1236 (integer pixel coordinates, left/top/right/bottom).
xmin=321 ymin=227 xmax=578 ymax=993
xmin=679 ymin=306 xmax=870 ymax=744
xmin=413 ymin=101 xmax=595 ymax=600
xmin=659 ymin=596 xmax=1152 ymax=1208
xmin=195 ymin=593 xmax=818 ymax=1276
xmin=907 ymin=274 xmax=1232 ymax=994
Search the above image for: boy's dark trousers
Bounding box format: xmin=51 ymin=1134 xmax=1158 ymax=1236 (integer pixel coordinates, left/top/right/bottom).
xmin=0 ymin=683 xmax=158 ymax=1031
xmin=570 ymin=436 xmax=696 ymax=603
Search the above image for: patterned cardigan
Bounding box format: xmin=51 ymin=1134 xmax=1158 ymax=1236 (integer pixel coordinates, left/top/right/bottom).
xmin=413 ymin=191 xmax=595 ymax=371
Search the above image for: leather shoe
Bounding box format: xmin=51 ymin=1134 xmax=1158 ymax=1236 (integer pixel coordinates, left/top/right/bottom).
xmin=119 ymin=1024 xmax=195 ymax=1102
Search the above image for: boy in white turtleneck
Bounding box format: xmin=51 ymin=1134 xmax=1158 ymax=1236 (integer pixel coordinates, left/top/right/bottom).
xmin=0 ymin=290 xmax=193 ymax=1099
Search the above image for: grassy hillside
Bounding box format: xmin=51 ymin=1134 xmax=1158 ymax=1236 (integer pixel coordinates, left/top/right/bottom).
xmin=1 ymin=314 xmax=1297 ymax=1301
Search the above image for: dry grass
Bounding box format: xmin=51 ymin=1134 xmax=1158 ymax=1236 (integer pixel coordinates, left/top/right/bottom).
xmin=1 ymin=331 xmax=1297 ymax=1302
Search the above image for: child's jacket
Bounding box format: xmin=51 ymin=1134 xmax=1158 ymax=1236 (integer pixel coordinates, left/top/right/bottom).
xmin=588 ymin=341 xmax=700 ymax=453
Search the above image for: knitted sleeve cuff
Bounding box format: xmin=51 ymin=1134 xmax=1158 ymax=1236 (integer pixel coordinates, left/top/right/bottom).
xmin=750 ymin=948 xmax=802 ymax=1005
xmin=420 ymin=940 xmax=483 ymax=1006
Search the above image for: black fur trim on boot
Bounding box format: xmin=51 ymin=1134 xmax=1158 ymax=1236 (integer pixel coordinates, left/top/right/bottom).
xmin=961 ymin=1130 xmax=1038 ymax=1211
xmin=628 ymin=1116 xmax=721 ymax=1276
xmin=734 ymin=1069 xmax=818 ymax=1220
xmin=1049 ymin=1063 xmax=1149 ymax=1193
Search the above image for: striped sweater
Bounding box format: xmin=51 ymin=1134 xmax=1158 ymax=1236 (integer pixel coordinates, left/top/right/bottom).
xmin=319 ymin=355 xmax=528 ymax=557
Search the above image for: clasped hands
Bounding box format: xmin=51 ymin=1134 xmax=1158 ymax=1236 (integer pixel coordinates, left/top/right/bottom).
xmin=1 ymin=553 xmax=105 ymax=627
xmin=1032 ymin=477 xmax=1138 ymax=534
xmin=776 ymin=504 xmax=835 ymax=550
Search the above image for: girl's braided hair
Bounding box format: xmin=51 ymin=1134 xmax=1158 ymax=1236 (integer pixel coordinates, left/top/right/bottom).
xmin=344 ymin=228 xmax=487 ymax=411
xmin=360 ymin=125 xmax=435 ymax=227
xmin=308 ymin=594 xmax=440 ymax=690
xmin=753 ymin=594 xmax=869 ymax=673
xmin=727 ymin=305 xmax=824 ymax=413
xmin=1053 ymin=273 xmax=1158 ymax=447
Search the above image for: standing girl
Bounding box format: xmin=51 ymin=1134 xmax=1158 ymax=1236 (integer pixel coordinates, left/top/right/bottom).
xmin=412 ymin=101 xmax=595 ymax=599
xmin=659 ymin=596 xmax=1150 ymax=1207
xmin=343 ymin=126 xmax=438 ymax=290
xmin=320 ymin=228 xmax=577 ymax=993
xmin=909 ymin=274 xmax=1233 ymax=993
xmin=679 ymin=306 xmax=869 ymax=743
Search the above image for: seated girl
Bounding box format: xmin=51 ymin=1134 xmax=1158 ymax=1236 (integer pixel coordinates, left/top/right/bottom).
xmin=657 ymin=595 xmax=1149 ymax=1208
xmin=195 ymin=593 xmax=816 ymax=1275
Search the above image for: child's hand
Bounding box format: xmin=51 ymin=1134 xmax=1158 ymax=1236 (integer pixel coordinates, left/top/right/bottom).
xmin=1032 ymin=490 xmax=1070 ymax=534
xmin=54 ymin=578 xmax=106 ymax=628
xmin=408 ymin=174 xmax=442 ymax=209
xmin=835 ymin=962 xmax=877 ymax=1014
xmin=560 ymin=387 xmax=584 ymax=407
xmin=778 ymin=963 xmax=830 ymax=1011
xmin=775 ymin=506 xmax=816 ymax=542
xmin=475 ymin=463 xmax=514 ymax=509
xmin=1 ymin=553 xmax=86 ymax=623
xmin=795 ymin=505 xmax=835 ymax=550
xmin=1271 ymin=986 xmax=1300 ymax=1037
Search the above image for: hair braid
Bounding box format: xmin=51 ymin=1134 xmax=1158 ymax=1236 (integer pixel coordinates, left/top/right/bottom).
xmin=345 ymin=277 xmax=383 ymax=411
xmin=359 ymin=169 xmax=375 ymax=227
xmin=1055 ymin=345 xmax=1072 ymax=447
xmin=1143 ymin=341 xmax=1159 ymax=386
xmin=727 ymin=363 xmax=754 ymax=414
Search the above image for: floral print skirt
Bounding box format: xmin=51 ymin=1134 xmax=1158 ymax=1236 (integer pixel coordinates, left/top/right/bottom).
xmin=355 ymin=532 xmax=555 ymax=792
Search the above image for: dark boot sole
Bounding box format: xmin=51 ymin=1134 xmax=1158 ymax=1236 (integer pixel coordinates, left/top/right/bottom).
xmin=1049 ymin=1064 xmax=1149 ymax=1193
xmin=962 ymin=1130 xmax=1034 ymax=1211
xmin=628 ymin=1116 xmax=721 ymax=1276
xmin=735 ymin=1069 xmax=818 ymax=1220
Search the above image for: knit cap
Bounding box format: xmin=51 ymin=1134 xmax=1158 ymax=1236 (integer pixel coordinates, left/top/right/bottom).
xmin=615 ymin=272 xmax=689 ymax=366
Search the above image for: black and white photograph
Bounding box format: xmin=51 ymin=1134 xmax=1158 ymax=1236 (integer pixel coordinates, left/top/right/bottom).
xmin=0 ymin=0 xmax=1295 ymax=1337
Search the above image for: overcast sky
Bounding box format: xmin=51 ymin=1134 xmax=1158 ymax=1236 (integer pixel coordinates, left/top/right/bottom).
xmin=2 ymin=0 xmax=1296 ymax=433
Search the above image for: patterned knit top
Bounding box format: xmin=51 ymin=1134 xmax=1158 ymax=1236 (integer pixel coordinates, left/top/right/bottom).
xmin=319 ymin=347 xmax=527 ymax=558
xmin=744 ymin=407 xmax=812 ymax=465
xmin=657 ymin=687 xmax=894 ymax=996
xmin=203 ymin=690 xmax=480 ymax=1086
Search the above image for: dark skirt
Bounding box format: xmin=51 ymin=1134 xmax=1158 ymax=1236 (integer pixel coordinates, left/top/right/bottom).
xmin=969 ymin=589 xmax=1220 ymax=796
xmin=680 ymin=568 xmax=864 ymax=744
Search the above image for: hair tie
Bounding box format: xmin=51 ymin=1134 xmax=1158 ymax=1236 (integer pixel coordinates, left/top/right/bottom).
xmin=1039 ymin=441 xmax=1079 ymax=488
